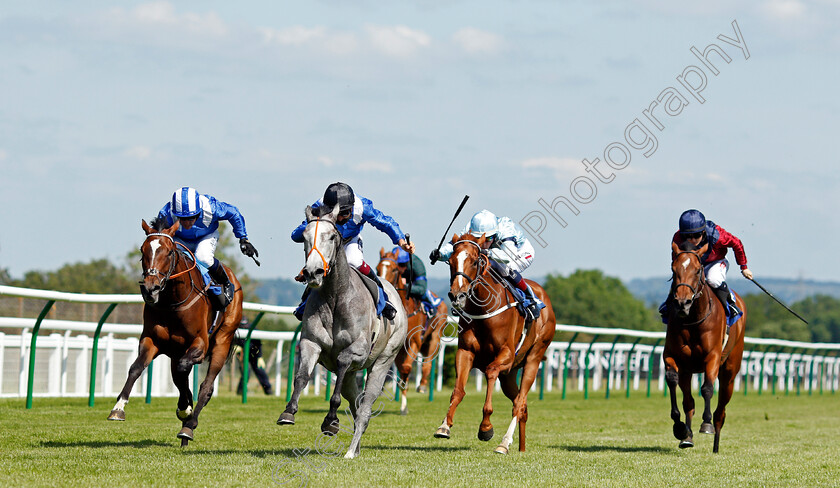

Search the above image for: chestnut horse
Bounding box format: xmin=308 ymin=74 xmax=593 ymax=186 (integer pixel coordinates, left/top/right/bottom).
xmin=433 ymin=233 xmax=555 ymax=454
xmin=108 ymin=219 xmax=243 ymax=447
xmin=377 ymin=248 xmax=447 ymax=415
xmin=664 ymin=241 xmax=746 ymax=453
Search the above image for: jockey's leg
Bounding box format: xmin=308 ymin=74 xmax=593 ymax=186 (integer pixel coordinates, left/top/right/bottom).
xmin=345 ymin=236 xmax=396 ymax=320
xmin=705 ymin=259 xmax=739 ymax=318
xmin=209 ymin=259 xmax=233 ymax=304
xmin=293 ymin=287 xmax=311 ymax=322
xmin=488 ymin=260 xmax=542 ymax=321
xmin=194 ymin=231 xmax=230 ymax=308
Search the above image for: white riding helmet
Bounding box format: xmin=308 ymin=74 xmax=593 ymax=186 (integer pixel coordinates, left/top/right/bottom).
xmin=468 ymin=210 xmax=498 ymax=238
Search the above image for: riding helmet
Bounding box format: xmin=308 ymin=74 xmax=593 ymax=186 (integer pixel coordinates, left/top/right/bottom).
xmin=171 ymin=187 xmax=202 ymax=218
xmin=468 ymin=210 xmax=499 ymax=237
xmin=322 ymin=182 xmax=355 ymax=215
xmin=393 ymin=246 xmax=410 ymax=264
xmin=679 ymin=209 xmax=706 ymax=235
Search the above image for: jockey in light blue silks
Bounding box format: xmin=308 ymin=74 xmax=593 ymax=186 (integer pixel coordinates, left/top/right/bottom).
xmin=430 ymin=209 xmax=545 ymax=321
xmin=291 ymin=182 xmax=415 ymax=321
xmin=156 ymin=187 xmax=259 ymax=309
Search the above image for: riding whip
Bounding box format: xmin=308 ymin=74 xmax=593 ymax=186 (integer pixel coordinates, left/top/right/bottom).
xmin=747 ymin=277 xmax=808 ymax=324
xmin=435 ymin=195 xmax=470 ymax=251
xmin=405 ymin=233 xmax=414 ymax=291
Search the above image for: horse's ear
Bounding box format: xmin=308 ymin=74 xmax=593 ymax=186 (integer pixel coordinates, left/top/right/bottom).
xmin=380 ymin=247 xmax=386 ymax=257
xmin=142 ymin=219 xmax=152 ymax=235
xmin=478 ymin=233 xmax=486 ymax=246
xmin=451 ymin=233 xmax=459 ymax=243
xmin=329 ymin=204 xmax=340 ymax=221
xmin=671 ymin=241 xmax=680 ymax=255
xmin=167 ymin=220 xmax=180 ymax=236
xmin=305 ymin=205 xmax=315 ymax=221
xmin=696 ymin=242 xmax=709 ymax=257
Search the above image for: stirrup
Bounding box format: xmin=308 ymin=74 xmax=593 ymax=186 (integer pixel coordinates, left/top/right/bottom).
xmin=293 ymin=302 xmax=305 ymax=321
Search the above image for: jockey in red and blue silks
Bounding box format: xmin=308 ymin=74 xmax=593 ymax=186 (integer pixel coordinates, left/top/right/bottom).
xmin=662 ymin=209 xmax=753 ymax=323
xmin=429 ymin=209 xmax=545 ymax=321
xmin=291 ymin=182 xmax=415 ymax=321
xmin=156 ymin=186 xmax=258 ymax=308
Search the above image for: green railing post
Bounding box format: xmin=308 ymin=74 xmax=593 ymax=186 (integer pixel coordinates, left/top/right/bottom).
xmin=790 ymin=348 xmax=802 ymax=396
xmin=758 ymin=345 xmax=773 ymax=396
xmin=325 ymin=369 xmax=332 ymax=401
xmin=647 ymin=339 xmax=662 ymax=398
xmin=807 ymin=350 xmax=820 ymax=396
xmin=561 ymin=332 xmax=579 ymax=400
xmin=193 ymin=364 xmax=199 ymax=402
xmin=604 ymin=336 xmax=620 ymax=399
xmin=625 ymin=338 xmax=642 ymax=399
xmin=428 ymin=356 xmax=436 ymax=402
xmin=241 ymin=312 xmax=265 ymax=404
xmin=285 ymin=322 xmax=303 ymax=403
xmin=26 ymin=300 xmax=56 ymax=409
xmin=88 ymin=303 xmax=118 ymax=407
xmin=145 ymin=360 xmax=154 ymax=404
xmin=583 ymin=335 xmax=600 ymax=400
xmin=539 ymin=358 xmax=546 ymax=400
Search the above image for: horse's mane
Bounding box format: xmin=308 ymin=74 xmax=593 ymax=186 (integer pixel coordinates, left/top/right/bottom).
xmin=150 ymin=217 xmax=168 ymax=231
xmin=679 ymin=240 xmax=699 ymax=252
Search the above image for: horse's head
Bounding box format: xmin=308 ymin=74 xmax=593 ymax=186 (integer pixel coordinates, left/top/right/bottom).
xmin=139 ymin=218 xmax=181 ymax=305
xmin=447 ymin=232 xmax=488 ymax=310
xmin=301 ymin=205 xmax=342 ymax=289
xmin=670 ymin=241 xmax=709 ymax=316
xmin=377 ymin=247 xmax=401 ymax=287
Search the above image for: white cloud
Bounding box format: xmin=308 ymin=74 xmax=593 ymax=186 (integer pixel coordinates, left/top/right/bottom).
xmin=100 ymin=1 xmax=228 ymax=40
xmin=365 ymin=25 xmax=431 ymax=58
xmin=318 ymin=156 xmax=335 ymax=167
xmin=353 ymin=160 xmax=394 ymax=173
xmin=452 ymin=28 xmax=504 ymax=55
xmin=124 ymin=145 xmax=151 ymax=160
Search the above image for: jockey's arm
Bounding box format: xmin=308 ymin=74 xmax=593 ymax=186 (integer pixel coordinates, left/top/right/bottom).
xmin=362 ymin=199 xmax=405 ymax=245
xmin=214 ymin=200 xmax=249 ymax=239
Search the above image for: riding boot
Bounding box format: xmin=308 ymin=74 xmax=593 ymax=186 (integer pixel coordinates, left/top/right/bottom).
xmin=522 ymin=282 xmax=544 ymax=321
xmin=713 ymin=282 xmax=740 ymax=319
xmin=293 ymin=287 xmax=311 ymax=322
xmin=364 ymin=267 xmax=397 ymax=320
xmin=209 ymin=259 xmax=233 ymax=310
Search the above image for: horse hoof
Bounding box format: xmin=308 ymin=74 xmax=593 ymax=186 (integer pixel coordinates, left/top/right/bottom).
xmin=400 ymin=408 xmax=408 ymax=416
xmin=673 ymin=422 xmax=689 ymax=440
xmin=494 ymin=445 xmax=509 ymax=455
xmin=700 ymin=423 xmax=715 ymax=434
xmin=477 ymin=428 xmax=494 ymax=442
xmin=176 ymin=405 xmax=193 ymax=421
xmin=321 ymin=421 xmax=339 ymax=436
xmin=277 ymin=412 xmax=295 ymax=425
xmin=177 ymin=427 xmax=194 ymax=441
xmin=679 ymin=437 xmax=694 ymax=449
xmin=107 ymin=410 xmax=125 ymax=421
xmin=416 ymin=385 xmax=427 ymax=394
xmin=433 ymin=427 xmax=451 ymax=439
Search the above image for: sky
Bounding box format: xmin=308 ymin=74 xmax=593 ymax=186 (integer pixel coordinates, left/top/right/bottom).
xmin=1 ymin=1 xmax=838 ymax=284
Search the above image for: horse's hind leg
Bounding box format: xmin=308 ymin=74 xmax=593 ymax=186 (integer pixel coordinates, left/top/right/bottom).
xmin=278 ymin=339 xmax=321 ymax=426
xmin=493 ymin=371 xmax=520 ymax=455
xmin=108 ymin=337 xmax=158 ymax=421
xmin=418 ymin=321 xmax=440 ymax=394
xmin=344 ymin=358 xmax=392 ymax=459
xmin=713 ymin=364 xmax=737 ymax=453
xmin=699 ymin=361 xmax=720 ymax=435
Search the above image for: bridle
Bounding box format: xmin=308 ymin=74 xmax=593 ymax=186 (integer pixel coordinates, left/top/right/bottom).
xmin=378 ymin=257 xmax=403 ymax=290
xmin=141 ymin=233 xmax=197 ymax=291
xmin=305 ymin=218 xmax=339 ymax=277
xmin=671 ymin=250 xmax=713 ymax=325
xmin=449 ymin=240 xmax=489 ymax=288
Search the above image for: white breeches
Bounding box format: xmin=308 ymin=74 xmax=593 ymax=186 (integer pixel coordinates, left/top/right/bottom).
xmin=704 ymin=259 xmax=728 ymax=288
xmin=343 ymin=235 xmax=364 ymax=269
xmin=176 ymin=231 xmax=219 ymax=269
xmin=489 ymin=239 xmax=535 ymax=274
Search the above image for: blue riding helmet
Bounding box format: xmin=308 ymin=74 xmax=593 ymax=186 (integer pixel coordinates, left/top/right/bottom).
xmin=171 ymin=187 xmax=202 ymax=218
xmin=679 ymin=209 xmax=706 ymax=235
xmin=392 ymin=246 xmax=410 ymax=264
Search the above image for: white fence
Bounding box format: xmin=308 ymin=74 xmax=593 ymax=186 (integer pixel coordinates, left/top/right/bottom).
xmin=2 ymin=285 xmax=839 ymax=402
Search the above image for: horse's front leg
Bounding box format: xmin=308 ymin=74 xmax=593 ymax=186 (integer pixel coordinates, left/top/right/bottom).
xmin=278 ymin=339 xmax=321 ymax=426
xmin=434 ymin=347 xmax=475 ymax=439
xmin=170 ymin=359 xmax=193 ymax=446
xmin=678 ymin=371 xmax=696 ymax=448
xmin=478 ymin=346 xmax=513 ymax=442
xmin=178 ymin=330 xmax=234 ymax=444
xmin=663 ymin=356 xmax=688 ymax=443
xmin=321 ymin=350 xmax=357 ymax=436
xmin=699 ymin=357 xmax=721 ymax=435
xmin=344 ymin=357 xmax=393 ymax=459
xmin=108 ymin=337 xmax=158 ymax=421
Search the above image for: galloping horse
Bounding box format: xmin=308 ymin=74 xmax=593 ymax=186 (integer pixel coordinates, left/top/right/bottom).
xmin=277 ymin=205 xmax=408 ymax=459
xmin=108 ymin=219 xmax=243 ymax=446
xmin=433 ymin=233 xmax=555 ymax=454
xmin=376 ymin=248 xmax=447 ymax=415
xmin=664 ymin=241 xmax=746 ymax=453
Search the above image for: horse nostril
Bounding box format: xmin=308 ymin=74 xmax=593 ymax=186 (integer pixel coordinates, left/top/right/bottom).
xmin=314 ymin=268 xmax=325 ymax=277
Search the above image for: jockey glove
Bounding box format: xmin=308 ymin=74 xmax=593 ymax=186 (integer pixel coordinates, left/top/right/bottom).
xmin=240 ymin=238 xmax=258 ymax=258
xmin=429 ymin=249 xmax=441 ymax=265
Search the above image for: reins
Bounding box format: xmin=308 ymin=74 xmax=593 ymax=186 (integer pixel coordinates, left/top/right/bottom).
xmin=304 ymin=218 xmax=337 ymax=277
xmin=671 ymin=250 xmax=714 ymax=326
xmin=449 ymin=239 xmax=518 ymax=320
xmin=142 ymin=232 xmax=204 ymax=310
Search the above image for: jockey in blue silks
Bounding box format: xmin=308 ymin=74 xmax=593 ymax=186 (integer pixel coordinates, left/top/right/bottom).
xmin=291 ymin=182 xmax=415 ymax=321
xmin=430 ymin=209 xmax=545 ymax=321
xmin=391 ymin=246 xmax=443 ymax=317
xmin=156 ymin=187 xmax=259 ymax=309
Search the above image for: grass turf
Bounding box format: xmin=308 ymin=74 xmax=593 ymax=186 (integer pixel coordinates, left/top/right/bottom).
xmin=1 ymin=387 xmax=838 ymax=487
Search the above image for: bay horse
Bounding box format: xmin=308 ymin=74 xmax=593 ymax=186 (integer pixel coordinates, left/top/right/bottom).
xmin=107 ymin=218 xmax=243 ymax=447
xmin=664 ymin=241 xmax=746 ymax=453
xmin=433 ymin=233 xmax=555 ymax=454
xmin=376 ymin=248 xmax=447 ymax=415
xmin=277 ymin=205 xmax=408 ymax=459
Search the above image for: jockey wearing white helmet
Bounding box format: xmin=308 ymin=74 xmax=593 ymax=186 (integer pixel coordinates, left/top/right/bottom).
xmin=430 ymin=209 xmax=544 ymax=320
xmin=156 ymin=186 xmax=258 ymax=308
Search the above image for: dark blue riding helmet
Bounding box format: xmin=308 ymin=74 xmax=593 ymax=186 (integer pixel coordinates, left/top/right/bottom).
xmin=679 ymin=209 xmax=706 ymax=235
xmin=322 ymin=182 xmax=355 ymax=215
xmin=392 ymin=246 xmax=410 ymax=264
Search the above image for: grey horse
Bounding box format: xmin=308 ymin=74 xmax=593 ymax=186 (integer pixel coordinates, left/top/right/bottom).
xmin=277 ymin=204 xmax=408 ymax=459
